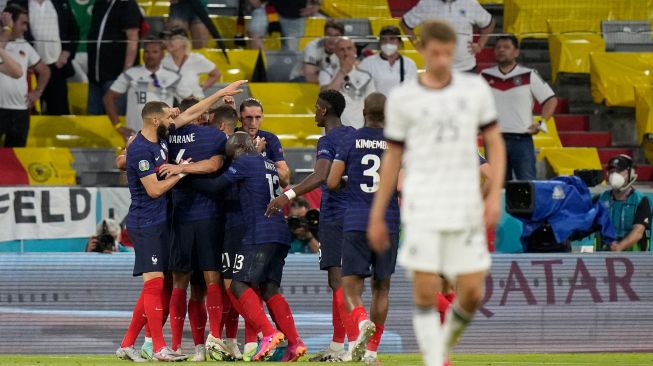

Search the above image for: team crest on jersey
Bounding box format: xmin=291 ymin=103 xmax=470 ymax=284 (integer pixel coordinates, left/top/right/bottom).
xmin=139 ymin=160 xmax=150 ymax=171
xmin=151 ymin=255 xmax=158 ymax=265
xmin=514 ymin=76 xmax=523 ymax=86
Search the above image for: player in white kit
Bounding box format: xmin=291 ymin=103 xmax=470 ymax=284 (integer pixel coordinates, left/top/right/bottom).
xmin=368 ymin=20 xmax=506 ymax=366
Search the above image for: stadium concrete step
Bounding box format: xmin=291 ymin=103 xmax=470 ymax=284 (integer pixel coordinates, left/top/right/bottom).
xmin=598 ymin=148 xmax=634 ymax=164
xmin=559 ymin=131 xmax=612 ymax=148
xmin=554 ymin=114 xmax=590 ymax=132
xmin=534 ymin=98 xmax=569 ymax=114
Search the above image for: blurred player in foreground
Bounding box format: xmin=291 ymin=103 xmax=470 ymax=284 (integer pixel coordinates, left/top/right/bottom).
xmin=368 ymin=20 xmax=506 ymax=366
xmin=327 ymin=93 xmax=401 ymax=364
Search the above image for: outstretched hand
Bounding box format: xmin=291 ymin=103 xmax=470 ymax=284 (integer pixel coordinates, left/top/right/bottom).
xmin=265 ymin=194 xmax=289 ymax=217
xmin=220 ymin=80 xmax=248 ymax=98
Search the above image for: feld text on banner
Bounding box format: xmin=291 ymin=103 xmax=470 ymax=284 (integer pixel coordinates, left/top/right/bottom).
xmin=0 ymin=187 xmax=97 ymax=242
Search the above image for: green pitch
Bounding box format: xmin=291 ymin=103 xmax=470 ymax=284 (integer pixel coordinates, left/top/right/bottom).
xmin=1 ymin=354 xmax=652 ymax=366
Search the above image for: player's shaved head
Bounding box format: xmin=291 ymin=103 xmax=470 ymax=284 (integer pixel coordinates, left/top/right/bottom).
xmin=226 ymin=131 xmax=257 ymax=159
xmin=363 ymin=92 xmax=386 ymax=125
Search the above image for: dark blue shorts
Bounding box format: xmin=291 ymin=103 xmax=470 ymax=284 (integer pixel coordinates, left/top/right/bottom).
xmin=169 ymin=219 xmax=223 ymax=273
xmin=130 ymin=222 xmax=171 ymax=276
xmin=222 ymin=224 xmax=246 ymax=280
xmin=318 ymin=220 xmax=343 ymax=270
xmin=341 ymin=231 xmax=399 ymax=280
xmin=232 ymin=243 xmax=289 ymax=286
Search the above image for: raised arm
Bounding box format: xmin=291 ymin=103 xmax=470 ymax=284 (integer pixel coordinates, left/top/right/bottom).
xmin=368 ymin=141 xmax=403 ymax=252
xmin=173 ymin=80 xmax=247 ymax=128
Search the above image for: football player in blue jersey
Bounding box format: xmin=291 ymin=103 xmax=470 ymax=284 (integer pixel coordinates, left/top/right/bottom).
xmin=266 ymin=90 xmax=357 ymax=361
xmin=327 ymin=93 xmax=400 ymax=363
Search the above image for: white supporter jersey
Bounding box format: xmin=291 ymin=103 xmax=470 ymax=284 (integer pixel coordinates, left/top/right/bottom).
xmin=161 ymin=52 xmax=216 ymax=99
xmin=384 ymin=72 xmax=498 ymax=230
xmin=0 ymin=40 xmax=41 ymax=110
xmin=359 ymin=53 xmax=418 ymax=96
xmin=319 ymin=66 xmax=376 ymax=129
xmin=402 ymin=0 xmax=492 ymax=71
xmin=481 ymin=65 xmax=555 ymax=134
xmin=110 ymin=66 xmax=181 ymax=131
xmin=289 ymin=38 xmax=340 ymax=80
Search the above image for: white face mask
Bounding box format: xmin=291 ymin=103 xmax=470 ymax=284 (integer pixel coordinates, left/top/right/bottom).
xmin=609 ymin=172 xmax=626 ymax=190
xmin=381 ymin=43 xmax=398 ymax=56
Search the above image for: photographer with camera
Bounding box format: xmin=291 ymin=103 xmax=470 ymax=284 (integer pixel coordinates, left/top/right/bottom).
xmin=287 ymin=198 xmax=320 ymax=254
xmin=85 ymin=218 xmax=130 ymax=253
xmin=598 ymin=155 xmax=651 ymax=252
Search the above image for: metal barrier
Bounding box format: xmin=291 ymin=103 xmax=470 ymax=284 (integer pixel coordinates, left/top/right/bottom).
xmin=0 ymin=253 xmax=652 ymax=354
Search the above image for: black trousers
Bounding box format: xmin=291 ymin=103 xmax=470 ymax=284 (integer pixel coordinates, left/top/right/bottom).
xmin=40 ymin=63 xmax=70 ymax=115
xmin=0 ymin=108 xmax=30 ymax=147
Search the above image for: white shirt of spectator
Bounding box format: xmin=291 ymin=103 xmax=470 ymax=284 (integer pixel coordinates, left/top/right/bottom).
xmin=0 ymin=40 xmax=41 ymax=110
xmin=110 ymin=65 xmax=181 ymax=131
xmin=481 ymin=64 xmax=555 ymax=134
xmin=403 ymin=0 xmax=492 ymax=71
xmin=290 ymin=38 xmax=340 ymax=80
xmin=359 ymin=53 xmax=418 ymax=96
xmin=29 ymin=0 xmax=62 ymax=65
xmin=384 ymin=73 xmax=497 ymax=229
xmin=319 ymin=66 xmax=376 ymax=129
xmin=161 ymin=52 xmax=215 ymax=99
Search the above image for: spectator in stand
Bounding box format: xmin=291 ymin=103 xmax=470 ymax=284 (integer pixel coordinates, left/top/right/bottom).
xmin=287 ymin=197 xmax=319 ymax=254
xmin=87 ymin=0 xmax=142 ymax=115
xmin=103 ymin=37 xmax=181 ymax=138
xmin=598 ymin=154 xmax=652 ymax=252
xmin=319 ymin=37 xmax=375 ymax=129
xmin=359 ymin=25 xmax=417 ymax=96
xmin=25 ymin=0 xmax=79 ymax=115
xmin=269 ymin=0 xmax=320 ymax=51
xmin=68 ymin=0 xmax=94 ymax=82
xmin=0 ymin=4 xmax=49 ymax=148
xmin=167 ymin=0 xmax=209 ymax=49
xmin=481 ymin=34 xmax=557 ymax=181
xmin=161 ymin=27 xmax=220 ymax=99
xmin=400 ymin=0 xmax=495 ymax=72
xmin=289 ymin=19 xmax=343 ymax=83
xmin=246 ymin=0 xmax=267 ymax=50
xmin=85 ymin=218 xmax=132 ymax=253
xmin=0 ymin=11 xmax=23 ymax=78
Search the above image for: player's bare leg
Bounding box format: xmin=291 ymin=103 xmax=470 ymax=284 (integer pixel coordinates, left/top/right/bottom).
xmin=260 ymin=282 xmax=307 ymax=362
xmin=365 ymin=278 xmax=391 ymax=364
xmin=412 ymin=271 xmax=443 ymax=366
xmin=342 ymin=275 xmax=375 ymax=362
xmin=203 ymin=271 xmax=231 ymax=360
xmin=170 ymin=272 xmax=192 ymax=353
xmin=188 ymin=283 xmax=207 ymax=361
xmin=442 ymin=271 xmax=486 ymax=352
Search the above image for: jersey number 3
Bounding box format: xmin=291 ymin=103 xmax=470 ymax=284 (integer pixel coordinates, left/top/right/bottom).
xmin=360 ymin=154 xmax=381 ymax=193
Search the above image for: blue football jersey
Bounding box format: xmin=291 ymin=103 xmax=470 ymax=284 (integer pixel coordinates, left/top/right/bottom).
xmin=317 ymin=125 xmax=356 ymax=223
xmin=220 ymin=158 xmax=243 ymax=229
xmin=257 ymin=130 xmax=285 ymax=163
xmin=222 ymin=154 xmax=290 ymax=246
xmin=168 ymin=124 xmax=227 ymax=222
xmin=126 ymin=132 xmax=170 ymax=228
xmin=335 ymin=127 xmax=400 ymax=233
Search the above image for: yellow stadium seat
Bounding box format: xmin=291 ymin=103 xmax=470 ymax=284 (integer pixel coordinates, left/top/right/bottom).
xmin=276 ymin=134 xmax=305 ymax=148
xmin=504 ymin=0 xmax=653 ymax=40
xmin=321 ymin=0 xmax=391 ymax=18
xmin=590 ymin=52 xmax=653 ymax=107
xmin=260 ymin=114 xmax=322 ymax=142
xmin=305 ymin=17 xmax=327 ymax=37
xmin=538 ymin=147 xmax=602 ymax=177
xmin=636 ymin=86 xmax=653 ymax=145
xmin=13 ymin=148 xmax=76 ymax=185
xmin=68 ymin=82 xmax=88 ymax=116
xmin=147 ymin=1 xmax=169 ymax=16
xmin=27 ymin=115 xmax=125 ymax=149
xmin=548 ymin=33 xmax=605 ymax=82
xmin=198 ymin=49 xmax=262 ymax=82
xmin=210 ymin=16 xmax=238 ymax=49
xmin=249 ymin=83 xmax=320 ymax=114
xmin=533 ymin=117 xmax=562 ymax=149
xmin=299 ymin=36 xmax=320 ymax=50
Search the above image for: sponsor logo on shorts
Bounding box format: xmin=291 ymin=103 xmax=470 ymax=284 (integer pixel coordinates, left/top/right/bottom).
xmin=139 ymin=160 xmax=150 ymax=171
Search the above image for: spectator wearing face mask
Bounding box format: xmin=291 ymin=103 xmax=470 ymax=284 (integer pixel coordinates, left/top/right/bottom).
xmin=359 ymin=26 xmax=417 ymax=96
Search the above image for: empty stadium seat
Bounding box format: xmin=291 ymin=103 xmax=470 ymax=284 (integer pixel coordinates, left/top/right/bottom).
xmin=27 ymin=116 xmax=125 ymax=149
xmin=67 ymin=82 xmax=89 ymax=116
xmin=258 ymin=114 xmax=322 ymax=142
xmin=204 ymin=82 xmax=252 ymax=108
xmin=145 ymin=16 xmax=167 ymax=38
xmin=70 ymin=148 xmax=123 ymax=186
xmin=338 ymin=18 xmax=372 ymax=38
xmin=305 ymin=17 xmax=327 ymax=37
xmin=322 ymin=0 xmax=391 ymax=18
xmin=285 ymin=147 xmax=317 ymax=183
xmin=602 ymin=21 xmax=653 ymax=52
xmin=248 ymin=83 xmax=319 ymax=114
xmin=198 ymin=49 xmax=261 ymax=82
xmin=265 ymin=51 xmax=302 ymax=82
xmin=147 ymin=1 xmax=169 ymax=16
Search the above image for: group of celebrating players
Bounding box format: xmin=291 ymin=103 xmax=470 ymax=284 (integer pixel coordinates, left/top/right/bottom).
xmin=115 ymin=19 xmax=506 ymax=366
